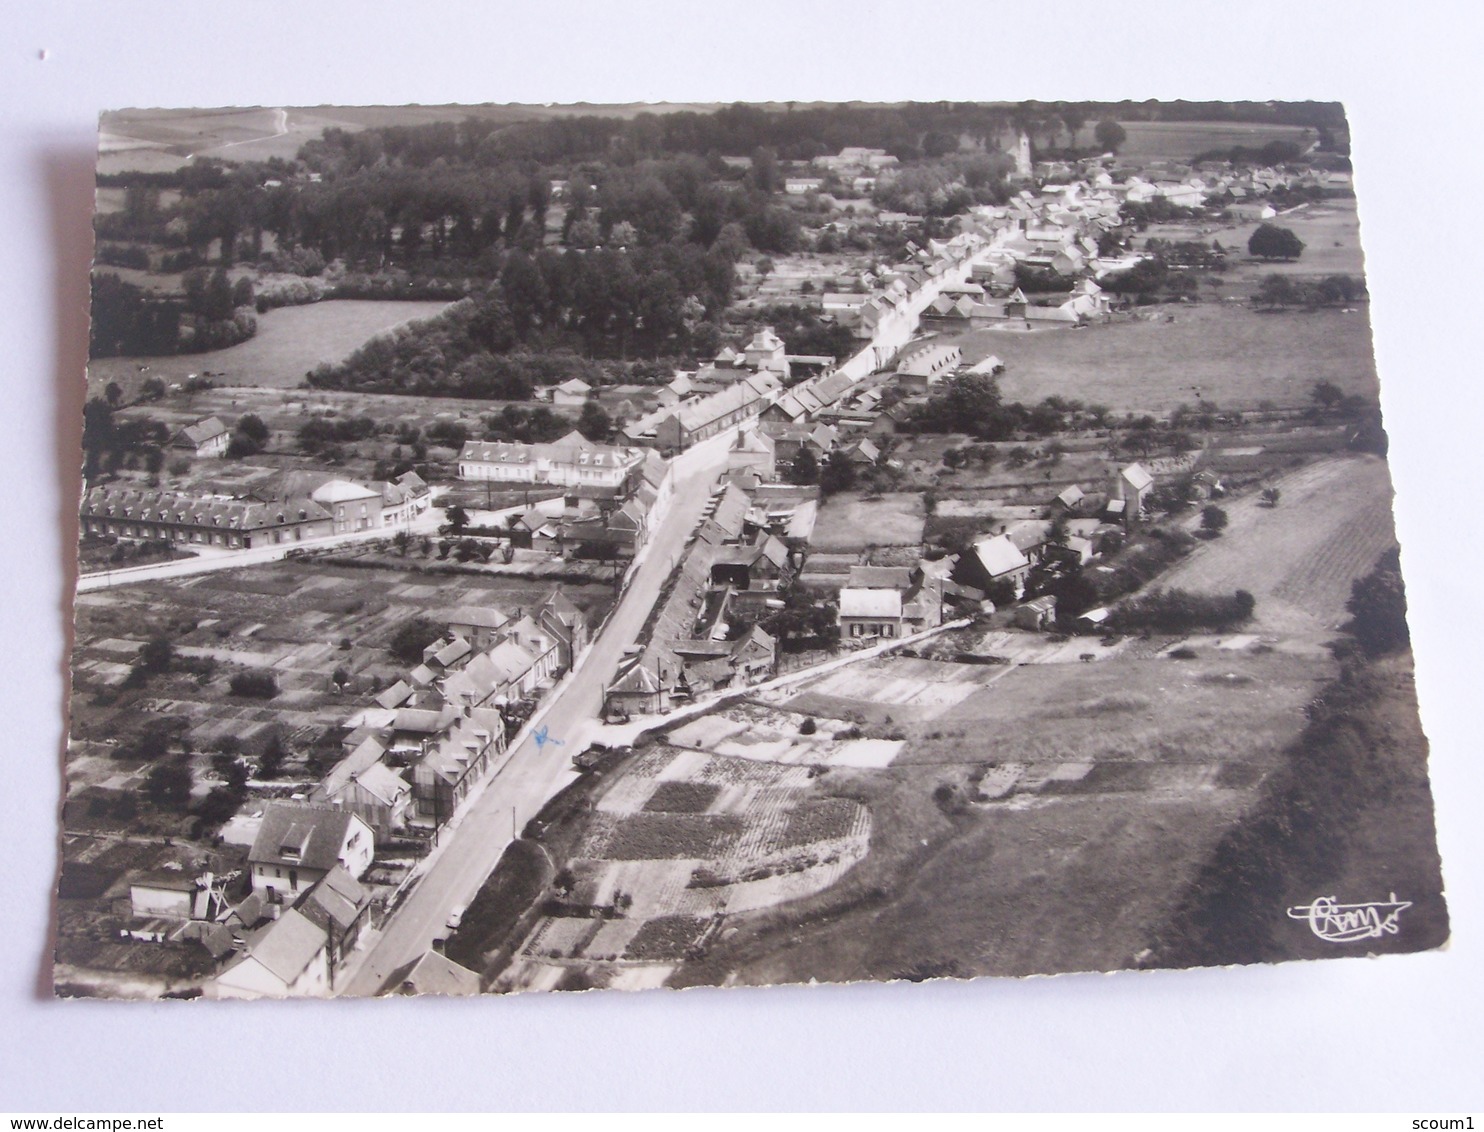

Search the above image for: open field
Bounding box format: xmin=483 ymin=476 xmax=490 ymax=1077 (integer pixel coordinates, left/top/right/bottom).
xmin=1160 ymin=200 xmax=1367 ymax=282
xmin=88 ymin=299 xmax=452 ymax=398
xmin=810 ymin=492 xmax=926 ymax=552
xmin=492 ymin=744 xmax=874 ymax=992
xmin=951 ymin=302 xmax=1379 ymax=413
xmin=672 ymin=642 xmax=1328 ymax=987
xmin=1262 ymin=653 xmax=1450 ymax=963
xmin=1160 ymin=453 xmax=1397 ymax=639
xmin=98 ymin=104 xmax=732 ymax=174
xmin=1113 ymin=120 xmax=1317 ymax=162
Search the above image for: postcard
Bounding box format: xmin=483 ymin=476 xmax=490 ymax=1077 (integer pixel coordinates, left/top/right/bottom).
xmin=59 ymin=101 xmax=1447 ymax=999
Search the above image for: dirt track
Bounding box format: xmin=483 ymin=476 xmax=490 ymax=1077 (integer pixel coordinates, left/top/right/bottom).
xmin=1160 ymin=454 xmax=1398 ymax=639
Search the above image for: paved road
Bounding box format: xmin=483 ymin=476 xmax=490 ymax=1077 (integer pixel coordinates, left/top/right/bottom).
xmin=334 ymin=248 xmax=993 ymax=995
xmin=77 ymin=509 xmax=447 ymax=593
xmin=337 ymin=432 xmax=735 ymax=996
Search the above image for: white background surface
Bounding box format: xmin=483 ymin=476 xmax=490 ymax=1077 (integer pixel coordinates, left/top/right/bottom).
xmin=1 ymin=1 xmax=1479 ymax=1112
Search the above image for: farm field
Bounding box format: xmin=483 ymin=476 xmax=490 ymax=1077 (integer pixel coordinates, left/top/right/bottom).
xmin=1112 ymin=120 xmax=1317 ymax=162
xmin=98 ymin=103 xmax=728 ymax=174
xmin=87 ymin=298 xmax=452 ymax=397
xmin=673 ymin=641 xmax=1328 ymax=987
xmin=1161 ymin=453 xmax=1397 ymax=639
xmin=1174 ymin=200 xmax=1367 ymax=282
xmin=810 ymin=492 xmax=926 ymax=552
xmin=951 ymin=301 xmax=1379 ymax=413
xmin=493 ymin=743 xmax=874 ymax=993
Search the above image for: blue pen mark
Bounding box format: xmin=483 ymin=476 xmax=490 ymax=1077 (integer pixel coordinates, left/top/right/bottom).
xmin=533 ymin=725 xmax=564 ymax=753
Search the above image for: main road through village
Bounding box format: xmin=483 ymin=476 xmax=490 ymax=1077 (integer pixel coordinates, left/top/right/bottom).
xmin=336 ymin=429 xmax=737 ymax=995
xmin=334 ymin=240 xmax=990 ymax=996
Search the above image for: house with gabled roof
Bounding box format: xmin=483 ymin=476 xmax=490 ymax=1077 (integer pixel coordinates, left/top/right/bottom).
xmin=954 ymin=533 xmax=1032 ymax=601
xmin=709 ymin=534 xmax=790 ymax=595
xmin=310 ymin=753 xmax=411 ymax=841
xmin=172 ymin=416 xmax=229 ymax=457
xmin=838 ymin=587 xmax=904 ymax=640
xmin=1111 ymin=462 xmax=1154 ymax=519
xmin=386 ymin=950 xmax=482 ymax=996
xmin=412 ymin=707 xmax=505 ymax=821
xmin=446 ymin=605 xmax=510 ymax=651
xmin=551 ymin=377 xmax=594 ymax=406
xmin=604 ymin=657 xmax=667 ymax=718
xmin=727 ymin=427 xmax=776 ymax=481
xmin=210 ymin=908 xmax=329 ymax=1000
xmin=423 ymin=635 xmax=473 ymax=673
xmin=296 ymin=865 xmax=372 ymax=973
xmin=247 ymin=802 xmax=375 ymax=904
xmin=696 ymin=483 xmax=752 ymax=546
xmin=396 ymin=469 xmax=430 ymax=513
xmin=536 ymin=587 xmax=588 ymax=670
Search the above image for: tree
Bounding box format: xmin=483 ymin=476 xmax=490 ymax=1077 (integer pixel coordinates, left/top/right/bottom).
xmin=1061 ymin=108 xmax=1087 ymax=148
xmin=445 ymin=504 xmax=470 ymax=536
xmin=235 ymin=413 xmax=269 ymax=446
xmin=389 ymin=616 xmax=444 ymax=665
xmin=1310 ymin=381 xmax=1345 ymax=411
xmin=819 ymin=451 xmax=857 ymax=497
xmin=1261 ymin=487 xmax=1282 ymax=507
xmin=1254 ymin=274 xmax=1297 ymax=309
xmin=1200 ymin=504 xmax=1229 ymax=535
xmin=787 ymin=446 xmax=819 ymax=485
xmin=1094 ymin=120 xmax=1127 ymax=153
xmin=577 ymin=399 xmax=612 ymax=442
xmin=1345 ymin=550 xmax=1410 ymax=656
xmin=105 ymin=381 xmax=123 ymax=408
xmin=1248 ymin=224 xmax=1305 ymax=261
xmin=144 ymin=758 xmax=193 ymax=810
xmin=916 ymin=371 xmax=1008 ymax=438
xmin=257 ymin=729 xmax=288 ymax=779
xmin=138 ymin=635 xmax=174 ymax=674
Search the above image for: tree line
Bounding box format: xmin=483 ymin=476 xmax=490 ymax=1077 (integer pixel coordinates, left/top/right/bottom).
xmin=90 ymin=269 xmax=256 ymax=358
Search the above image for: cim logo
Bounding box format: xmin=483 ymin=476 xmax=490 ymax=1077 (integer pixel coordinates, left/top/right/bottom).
xmin=1287 ymin=894 xmax=1412 ymax=943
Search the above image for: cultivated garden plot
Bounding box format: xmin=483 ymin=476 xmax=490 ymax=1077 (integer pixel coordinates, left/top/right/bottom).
xmin=495 ymin=744 xmax=873 ymax=991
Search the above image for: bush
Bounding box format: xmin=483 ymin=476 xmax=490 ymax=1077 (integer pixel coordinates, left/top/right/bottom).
xmin=1200 ymin=505 xmax=1229 ymax=535
xmin=1110 ymin=588 xmax=1255 ymax=633
xmin=229 ymin=670 xmax=279 ymax=699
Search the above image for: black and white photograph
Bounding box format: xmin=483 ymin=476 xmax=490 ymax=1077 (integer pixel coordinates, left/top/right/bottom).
xmin=5 ymin=2 xmax=1483 ymax=1116
xmin=59 ymin=98 xmax=1449 ymax=1000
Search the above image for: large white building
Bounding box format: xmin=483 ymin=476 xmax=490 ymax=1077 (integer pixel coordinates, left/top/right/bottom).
xmin=457 ymin=430 xmax=643 ymax=489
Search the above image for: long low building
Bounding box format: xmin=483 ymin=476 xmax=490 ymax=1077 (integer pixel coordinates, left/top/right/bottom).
xmin=457 ymin=430 xmax=643 ymax=489
xmin=80 ymin=470 xmax=413 ymax=549
xmin=81 ymin=485 xmax=337 ymax=549
xmin=624 ymin=371 xmax=781 ymax=454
